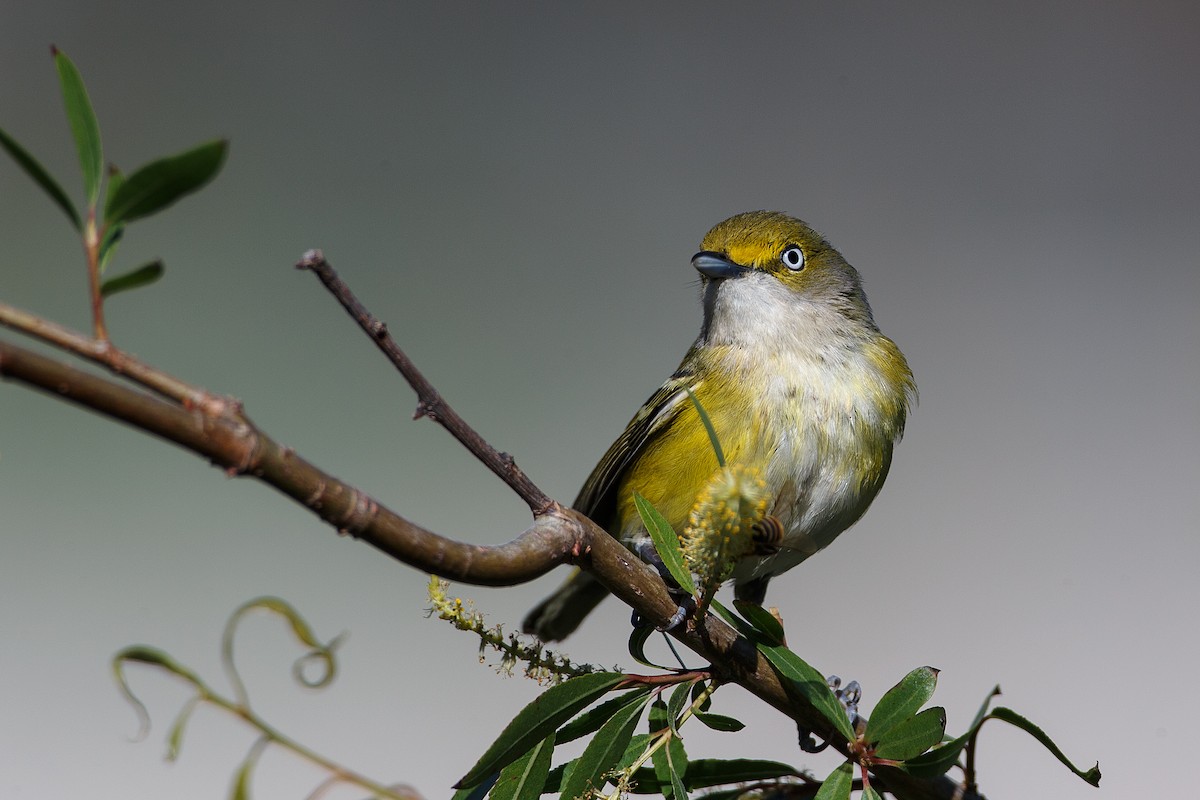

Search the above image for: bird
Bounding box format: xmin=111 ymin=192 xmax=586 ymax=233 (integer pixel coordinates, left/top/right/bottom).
xmin=523 ymin=211 xmax=915 ymax=641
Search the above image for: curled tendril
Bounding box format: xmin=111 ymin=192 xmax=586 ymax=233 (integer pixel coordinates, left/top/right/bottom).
xmin=221 ymin=596 xmax=344 ymax=706
xmin=293 ymin=632 xmax=345 ymax=689
xmin=112 ymin=645 xmax=209 ymax=742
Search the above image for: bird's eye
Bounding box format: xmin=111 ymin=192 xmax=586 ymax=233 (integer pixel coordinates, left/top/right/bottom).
xmin=780 ymin=244 xmax=805 ymax=271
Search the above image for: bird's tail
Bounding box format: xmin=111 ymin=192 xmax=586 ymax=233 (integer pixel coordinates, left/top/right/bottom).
xmin=522 ymin=568 xmax=610 ymax=642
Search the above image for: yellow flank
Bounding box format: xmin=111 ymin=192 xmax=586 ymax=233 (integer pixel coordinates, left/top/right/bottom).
xmin=615 ymin=374 xmax=763 ymax=533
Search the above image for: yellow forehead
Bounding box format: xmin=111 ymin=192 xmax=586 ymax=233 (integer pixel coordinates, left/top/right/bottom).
xmin=700 ymin=211 xmax=821 ymax=268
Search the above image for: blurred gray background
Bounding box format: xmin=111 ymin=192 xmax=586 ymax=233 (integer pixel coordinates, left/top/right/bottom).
xmin=3 ymin=2 xmax=1197 ymax=798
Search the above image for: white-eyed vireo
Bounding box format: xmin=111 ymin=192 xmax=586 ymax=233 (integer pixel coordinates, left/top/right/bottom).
xmin=523 ymin=211 xmax=915 ymax=641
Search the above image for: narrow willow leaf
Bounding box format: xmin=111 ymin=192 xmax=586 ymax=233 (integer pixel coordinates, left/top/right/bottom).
xmin=52 ymin=48 xmax=102 ymax=204
xmin=540 ymin=762 xmax=568 ymax=794
xmin=665 ymin=735 xmax=688 ymax=800
xmin=709 ymin=599 xmax=759 ymax=640
xmin=676 ymin=759 xmax=799 ymax=789
xmin=689 ymin=680 xmax=712 ymax=713
xmin=633 ymin=492 xmax=694 ymax=594
xmin=632 ymin=758 xmax=802 ymax=793
xmin=666 ymin=682 xmax=692 ymax=736
xmin=874 ymin=706 xmax=946 ymax=761
xmin=731 ymin=599 xmax=784 ymax=645
xmin=555 ymin=689 xmax=651 ymax=744
xmin=627 ymin=624 xmax=673 ymax=671
xmin=557 ymin=692 xmax=648 ymax=800
xmin=693 ymin=711 xmax=745 ymax=732
xmin=864 ymin=666 xmax=939 ymax=745
xmin=987 ymin=707 xmax=1101 ymax=786
xmin=449 ymin=781 xmax=491 ymax=800
xmin=0 ymin=126 xmax=80 ymax=229
xmin=229 ymin=737 xmax=268 ymax=800
xmin=758 ymin=643 xmax=854 ymax=741
xmin=98 ymin=224 xmax=124 ymax=273
xmin=489 ymin=732 xmax=555 ymax=800
xmin=812 ymin=761 xmax=853 ymax=800
xmin=615 ymin=733 xmax=652 ymax=773
xmin=105 ymin=139 xmax=227 ymax=226
xmin=455 ymin=671 xmax=625 ymax=789
xmin=165 ymin=694 xmax=203 ymax=761
xmin=100 ymin=260 xmax=164 ymax=298
xmin=648 ymin=701 xmax=687 ymax=798
xmin=113 ymin=645 xmax=208 ymax=739
xmin=684 ymin=387 xmax=724 ymax=467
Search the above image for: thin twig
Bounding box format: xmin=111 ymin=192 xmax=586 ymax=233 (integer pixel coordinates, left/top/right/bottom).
xmin=0 ymin=339 xmax=577 ymax=585
xmin=0 ymin=299 xmax=231 ymax=416
xmin=295 ymin=249 xmax=554 ymax=516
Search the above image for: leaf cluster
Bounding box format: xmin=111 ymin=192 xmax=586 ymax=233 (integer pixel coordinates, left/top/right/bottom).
xmin=1 ymin=48 xmax=226 ymax=304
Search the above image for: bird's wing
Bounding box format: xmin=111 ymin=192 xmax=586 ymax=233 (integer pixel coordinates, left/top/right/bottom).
xmin=572 ymin=351 xmax=702 ymax=528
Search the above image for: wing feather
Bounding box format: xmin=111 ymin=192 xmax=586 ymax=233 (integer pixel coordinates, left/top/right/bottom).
xmin=572 ymin=352 xmax=703 ymax=529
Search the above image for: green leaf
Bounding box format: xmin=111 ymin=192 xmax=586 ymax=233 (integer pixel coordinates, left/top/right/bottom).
xmin=874 ymin=706 xmax=946 ymax=761
xmin=627 ymin=624 xmax=672 ymax=671
xmin=455 ymin=671 xmax=625 ymax=789
xmin=540 ymin=763 xmax=568 ymax=794
xmin=543 ymin=735 xmax=650 ymax=795
xmin=105 ymin=139 xmax=227 ymax=226
xmin=693 ymin=711 xmax=745 ymax=732
xmin=100 ymin=260 xmax=164 ymax=298
xmin=864 ymin=666 xmax=939 ymax=746
xmin=450 ymin=782 xmax=492 ymax=800
xmin=689 ymin=680 xmax=712 ymax=713
xmin=681 ymin=759 xmax=801 ymax=789
xmin=902 ymin=686 xmax=1001 ymax=778
xmin=99 ymin=166 xmax=126 ymax=270
xmin=489 ymin=732 xmax=554 ymax=800
xmin=861 ymin=785 xmax=885 ymax=800
xmin=708 ymin=599 xmax=759 ymax=640
xmin=666 ymin=681 xmax=692 ymax=736
xmin=629 ymin=758 xmax=801 ymax=795
xmin=731 ymin=599 xmax=785 ymax=645
xmin=0 ymin=125 xmax=81 ymax=229
xmin=664 ymin=733 xmax=688 ymax=800
xmin=987 ymin=707 xmax=1101 ymax=786
xmin=758 ymin=643 xmax=854 ymax=741
xmin=112 ymin=645 xmax=209 ymax=740
xmin=633 ymin=492 xmax=694 ymax=594
xmin=98 ymin=224 xmax=124 ymax=273
xmin=555 ymin=689 xmax=651 ymax=744
xmin=616 ymin=733 xmax=653 ymax=773
xmin=812 ymin=761 xmax=853 ymax=800
xmin=164 ymin=694 xmax=203 ymax=761
xmin=52 ymin=48 xmax=102 ymax=205
xmin=229 ymin=737 xmax=268 ymax=800
xmin=684 ymin=387 xmax=724 ymax=467
xmin=557 ymin=691 xmax=649 ymax=800
xmin=648 ymin=700 xmax=688 ymax=799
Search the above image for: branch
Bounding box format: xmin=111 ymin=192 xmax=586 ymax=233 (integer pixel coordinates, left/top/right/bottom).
xmin=0 ymin=299 xmax=231 ymax=416
xmin=1 ymin=275 xmax=978 ymax=799
xmin=296 ymin=250 xmax=553 ymax=516
xmin=0 ymin=339 xmax=573 ymax=586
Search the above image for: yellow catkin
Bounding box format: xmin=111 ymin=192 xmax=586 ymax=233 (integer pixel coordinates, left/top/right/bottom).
xmin=680 ymin=464 xmax=768 ymax=606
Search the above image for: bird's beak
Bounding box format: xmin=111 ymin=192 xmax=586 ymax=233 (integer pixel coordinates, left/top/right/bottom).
xmin=692 ymin=251 xmax=751 ymax=280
